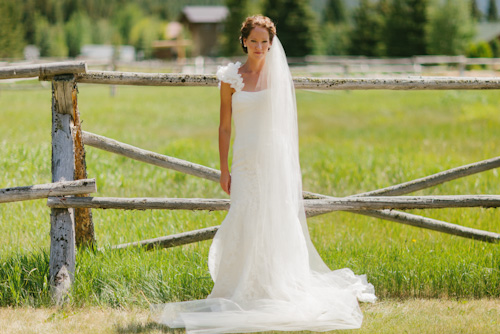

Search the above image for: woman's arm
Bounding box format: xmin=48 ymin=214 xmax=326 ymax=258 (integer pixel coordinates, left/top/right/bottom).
xmin=219 ymin=82 xmax=233 ymax=195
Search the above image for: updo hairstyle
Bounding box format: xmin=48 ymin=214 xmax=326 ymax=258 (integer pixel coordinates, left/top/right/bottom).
xmin=239 ymin=15 xmax=276 ymax=53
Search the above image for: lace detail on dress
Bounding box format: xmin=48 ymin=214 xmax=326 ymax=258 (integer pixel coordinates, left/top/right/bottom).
xmin=216 ymin=61 xmax=244 ymax=92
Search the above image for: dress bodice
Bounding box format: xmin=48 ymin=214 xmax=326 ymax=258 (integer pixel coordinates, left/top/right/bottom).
xmin=231 ymin=90 xmax=270 ymax=145
xmin=217 ymin=62 xmax=271 ymax=145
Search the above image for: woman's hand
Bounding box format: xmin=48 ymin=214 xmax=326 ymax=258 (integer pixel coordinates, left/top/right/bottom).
xmin=220 ymin=170 xmax=231 ymax=195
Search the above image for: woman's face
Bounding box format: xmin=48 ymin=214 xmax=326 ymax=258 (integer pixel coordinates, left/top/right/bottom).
xmin=244 ymin=26 xmax=271 ymax=59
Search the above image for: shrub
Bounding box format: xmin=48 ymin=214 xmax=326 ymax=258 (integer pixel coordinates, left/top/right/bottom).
xmin=129 ymin=17 xmax=165 ymax=59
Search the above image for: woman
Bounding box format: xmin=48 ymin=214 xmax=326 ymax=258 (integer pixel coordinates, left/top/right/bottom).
xmin=153 ymin=15 xmax=376 ymax=333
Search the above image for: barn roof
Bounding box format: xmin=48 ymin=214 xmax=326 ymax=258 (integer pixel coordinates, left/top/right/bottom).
xmin=180 ymin=6 xmax=228 ymax=24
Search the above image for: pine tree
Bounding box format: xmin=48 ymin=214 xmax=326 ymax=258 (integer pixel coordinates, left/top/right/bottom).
xmin=222 ymin=0 xmax=248 ymax=56
xmin=348 ymin=0 xmax=385 ymax=56
xmin=384 ymin=0 xmax=428 ymax=57
xmin=263 ymin=0 xmax=318 ymax=57
xmin=323 ymin=0 xmax=346 ymax=24
xmin=470 ymin=0 xmax=482 ymax=21
xmin=487 ymin=0 xmax=499 ymax=22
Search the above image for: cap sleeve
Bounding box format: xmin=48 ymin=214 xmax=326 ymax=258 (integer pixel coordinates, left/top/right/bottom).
xmin=216 ymin=62 xmax=244 ymax=92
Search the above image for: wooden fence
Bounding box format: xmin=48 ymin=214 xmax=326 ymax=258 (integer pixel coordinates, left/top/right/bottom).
xmin=2 ymin=55 xmax=500 ymax=78
xmin=1 ymin=61 xmax=499 ymax=304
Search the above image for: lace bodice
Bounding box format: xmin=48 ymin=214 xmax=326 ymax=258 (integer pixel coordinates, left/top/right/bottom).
xmin=216 ymin=62 xmax=244 ymax=92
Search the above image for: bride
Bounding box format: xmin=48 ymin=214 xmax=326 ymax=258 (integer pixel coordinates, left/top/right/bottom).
xmin=153 ymin=15 xmax=376 ymax=333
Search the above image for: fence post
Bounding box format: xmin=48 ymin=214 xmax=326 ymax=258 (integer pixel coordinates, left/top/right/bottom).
xmin=71 ymin=79 xmax=95 ymax=248
xmin=49 ymin=74 xmax=77 ymax=304
xmin=458 ymin=55 xmax=466 ymax=76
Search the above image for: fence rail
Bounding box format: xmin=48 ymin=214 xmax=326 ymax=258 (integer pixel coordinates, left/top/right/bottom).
xmin=0 ymin=61 xmax=87 ymax=80
xmin=46 ymin=195 xmax=500 ymax=212
xmin=0 ymin=179 xmax=96 ymax=203
xmin=72 ymin=71 xmax=500 ymax=90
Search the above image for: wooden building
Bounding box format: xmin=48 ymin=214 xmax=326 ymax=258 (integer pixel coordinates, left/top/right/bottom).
xmin=179 ymin=6 xmax=228 ymax=57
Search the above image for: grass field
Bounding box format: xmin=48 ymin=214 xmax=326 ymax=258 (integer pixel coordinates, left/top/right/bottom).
xmin=0 ymin=82 xmax=499 ymax=312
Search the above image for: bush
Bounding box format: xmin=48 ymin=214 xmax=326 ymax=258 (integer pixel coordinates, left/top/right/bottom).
xmin=467 ymin=41 xmax=493 ymax=58
xmin=489 ymin=38 xmax=500 ymax=57
xmin=129 ymin=17 xmax=165 ymax=59
xmin=466 ymin=41 xmax=494 ymax=69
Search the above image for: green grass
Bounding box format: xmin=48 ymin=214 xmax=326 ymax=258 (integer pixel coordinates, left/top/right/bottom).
xmin=0 ymin=83 xmax=499 ymax=307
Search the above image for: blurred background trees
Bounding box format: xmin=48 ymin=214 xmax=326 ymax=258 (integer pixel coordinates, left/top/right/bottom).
xmin=383 ymin=0 xmax=428 ymax=57
xmin=0 ymin=0 xmax=499 ymax=59
xmin=0 ymin=0 xmax=26 ymax=58
xmin=263 ymin=0 xmax=319 ymax=57
xmin=426 ymin=0 xmax=475 ymax=55
xmin=348 ymin=0 xmax=386 ymax=56
xmin=221 ymin=0 xmax=248 ymax=56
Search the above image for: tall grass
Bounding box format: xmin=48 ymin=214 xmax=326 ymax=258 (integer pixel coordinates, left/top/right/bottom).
xmin=0 ymin=83 xmax=499 ymax=307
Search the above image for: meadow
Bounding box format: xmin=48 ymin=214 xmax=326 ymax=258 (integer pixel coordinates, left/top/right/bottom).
xmin=0 ymin=81 xmax=499 ymax=313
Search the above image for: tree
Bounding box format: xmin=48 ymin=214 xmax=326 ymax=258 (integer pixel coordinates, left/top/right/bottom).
xmin=112 ymin=3 xmax=144 ymax=44
xmin=487 ymin=0 xmax=499 ymax=22
xmin=426 ymin=0 xmax=476 ymax=55
xmin=34 ymin=15 xmax=68 ymax=57
xmin=319 ymin=22 xmax=350 ymax=55
xmin=0 ymin=0 xmax=25 ymax=58
xmin=384 ymin=0 xmax=428 ymax=57
xmin=221 ymin=0 xmax=248 ymax=56
xmin=65 ymin=11 xmax=92 ymax=57
xmin=22 ymin=0 xmax=38 ymax=44
xmin=33 ymin=0 xmax=64 ymax=24
xmin=348 ymin=0 xmax=385 ymax=56
xmin=323 ymin=0 xmax=346 ymax=24
xmin=263 ymin=0 xmax=319 ymax=57
xmin=470 ymin=0 xmax=482 ymax=21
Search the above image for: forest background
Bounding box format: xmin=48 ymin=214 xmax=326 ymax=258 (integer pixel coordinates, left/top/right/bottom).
xmin=1 ymin=0 xmax=500 ymax=60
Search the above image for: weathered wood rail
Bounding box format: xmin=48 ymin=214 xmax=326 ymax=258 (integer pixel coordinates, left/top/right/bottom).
xmin=47 ymin=195 xmax=500 ymax=211
xmin=0 ymin=61 xmax=87 ymax=79
xmin=107 ymin=226 xmax=220 ymax=251
xmin=0 ymin=179 xmax=96 ymax=203
xmin=73 ymin=71 xmax=500 ymax=90
xmin=1 ymin=61 xmax=499 ymax=304
xmin=82 ymin=131 xmax=220 ymax=182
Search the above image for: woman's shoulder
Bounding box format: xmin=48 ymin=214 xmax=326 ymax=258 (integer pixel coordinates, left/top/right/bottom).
xmin=216 ymin=62 xmax=244 ymax=92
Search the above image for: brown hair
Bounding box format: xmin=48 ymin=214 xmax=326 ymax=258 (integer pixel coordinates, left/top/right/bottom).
xmin=239 ymin=15 xmax=276 ymax=54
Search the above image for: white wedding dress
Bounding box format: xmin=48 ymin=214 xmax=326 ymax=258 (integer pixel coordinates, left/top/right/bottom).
xmin=153 ymin=38 xmax=376 ymax=333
